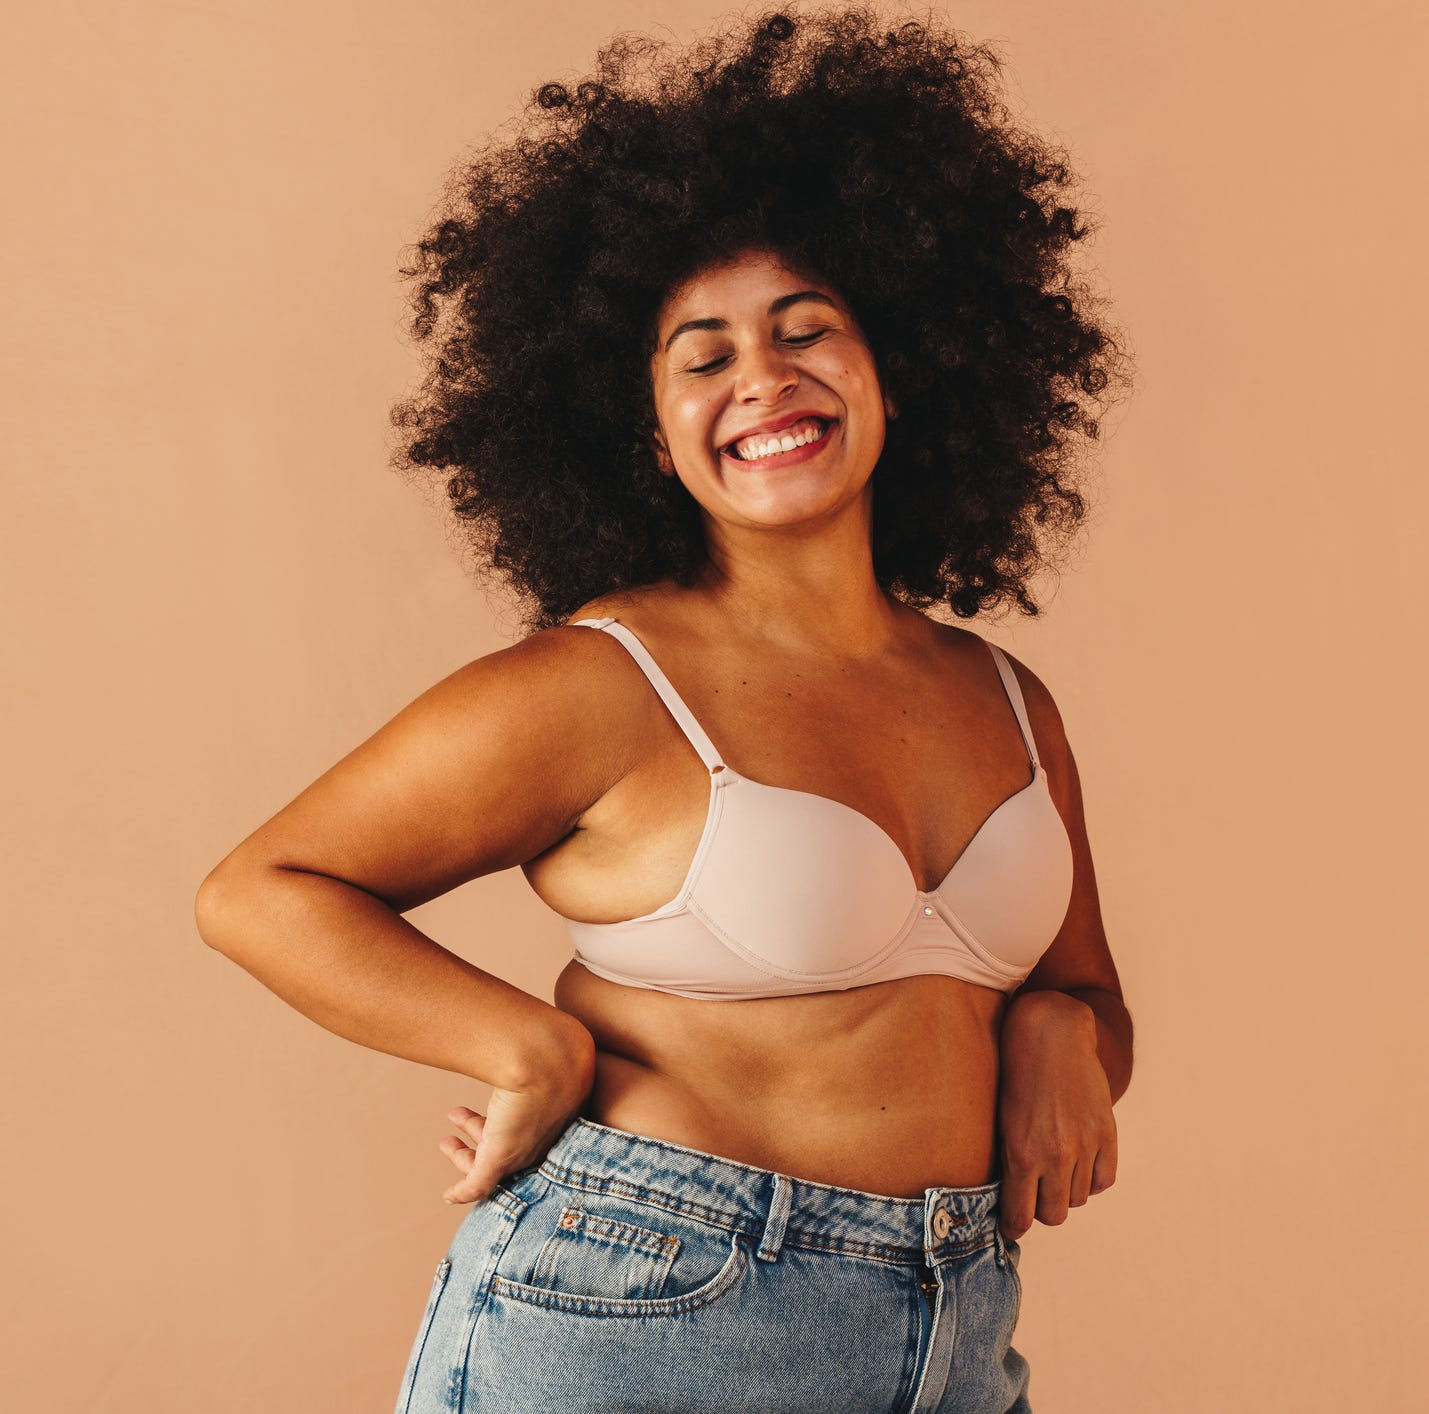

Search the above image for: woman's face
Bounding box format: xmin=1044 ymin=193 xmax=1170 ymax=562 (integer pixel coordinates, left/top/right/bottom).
xmin=647 ymin=248 xmax=892 ymax=534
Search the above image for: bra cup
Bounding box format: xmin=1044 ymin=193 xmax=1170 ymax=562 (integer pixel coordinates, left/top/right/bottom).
xmin=689 ymin=781 xmax=914 ymax=976
xmin=941 ymin=783 xmax=1074 ymax=970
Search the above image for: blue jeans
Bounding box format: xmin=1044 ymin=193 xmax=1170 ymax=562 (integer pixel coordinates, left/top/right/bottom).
xmin=394 ymin=1117 xmax=1031 ymax=1412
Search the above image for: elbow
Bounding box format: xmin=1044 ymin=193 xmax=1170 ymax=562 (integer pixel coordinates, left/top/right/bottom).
xmin=193 ymin=864 xmax=252 ymax=956
xmin=193 ymin=869 xmax=227 ymax=951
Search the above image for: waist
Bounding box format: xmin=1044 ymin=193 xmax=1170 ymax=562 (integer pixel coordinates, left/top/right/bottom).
xmin=523 ymin=1115 xmax=1005 ymax=1262
xmin=578 ymin=1044 xmax=1001 ymax=1194
xmin=556 ymin=964 xmax=1007 ymax=1193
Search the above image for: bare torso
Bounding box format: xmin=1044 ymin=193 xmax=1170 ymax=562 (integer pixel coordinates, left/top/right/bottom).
xmin=521 ymin=584 xmax=1046 ymax=1197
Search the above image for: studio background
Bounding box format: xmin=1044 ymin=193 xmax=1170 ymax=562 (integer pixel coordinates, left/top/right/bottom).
xmin=4 ymin=1 xmax=1424 ymax=1410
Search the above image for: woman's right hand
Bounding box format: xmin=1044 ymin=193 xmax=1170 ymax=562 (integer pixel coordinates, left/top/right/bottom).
xmin=438 ymin=1042 xmax=596 ymax=1205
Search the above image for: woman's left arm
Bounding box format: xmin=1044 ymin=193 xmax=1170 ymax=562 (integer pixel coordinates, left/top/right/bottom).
xmin=995 ymin=652 xmax=1135 ymax=1241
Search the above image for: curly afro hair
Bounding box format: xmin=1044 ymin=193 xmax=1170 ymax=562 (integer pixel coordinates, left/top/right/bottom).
xmin=390 ymin=5 xmax=1132 ymax=634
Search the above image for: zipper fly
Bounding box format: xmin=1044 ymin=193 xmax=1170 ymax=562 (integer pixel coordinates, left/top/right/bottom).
xmin=917 ymin=1264 xmax=939 ymax=1304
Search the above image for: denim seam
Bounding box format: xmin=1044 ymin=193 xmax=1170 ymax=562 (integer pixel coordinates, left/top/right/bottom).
xmin=539 ymin=1163 xmax=750 ymax=1232
xmin=780 ymin=1228 xmax=925 ymax=1263
xmin=396 ymin=1257 xmax=451 ymax=1414
xmin=781 ymin=1227 xmax=994 ymax=1264
xmin=489 ymin=1232 xmax=749 ymax=1318
xmin=447 ymin=1189 xmax=530 ymax=1413
xmin=929 ymin=1234 xmax=998 ymax=1270
xmin=537 ymin=1161 xmax=999 ymax=1265
xmin=561 ymin=1208 xmax=683 ymax=1254
xmin=555 ymin=1121 xmax=995 ymax=1203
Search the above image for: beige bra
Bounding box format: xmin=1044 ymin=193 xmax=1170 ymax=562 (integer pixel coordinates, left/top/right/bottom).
xmin=556 ymin=617 xmax=1074 ymax=1000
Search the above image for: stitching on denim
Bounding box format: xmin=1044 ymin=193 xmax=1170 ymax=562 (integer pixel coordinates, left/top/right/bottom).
xmin=1006 ymin=1239 xmax=1023 ymax=1308
xmin=490 ymin=1185 xmax=532 ymax=1217
xmin=555 ymin=1121 xmax=969 ymax=1203
xmin=396 ymin=1258 xmax=451 ymax=1414
xmin=539 ymin=1162 xmax=753 ymax=1234
xmin=563 ymin=1208 xmax=684 ymax=1253
xmin=447 ymin=1190 xmax=529 ymax=1413
xmin=490 ymin=1234 xmax=748 ymax=1318
xmin=536 ymin=1158 xmax=998 ymax=1264
xmin=779 ymin=1227 xmax=923 ymax=1263
xmin=928 ymin=1235 xmax=998 ymax=1267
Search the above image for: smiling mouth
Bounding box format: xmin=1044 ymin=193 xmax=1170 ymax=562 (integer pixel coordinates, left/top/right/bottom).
xmin=722 ymin=417 xmax=835 ymax=462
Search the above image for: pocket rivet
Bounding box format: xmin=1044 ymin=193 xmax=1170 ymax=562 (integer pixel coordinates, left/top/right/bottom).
xmin=559 ymin=1212 xmax=578 ymax=1228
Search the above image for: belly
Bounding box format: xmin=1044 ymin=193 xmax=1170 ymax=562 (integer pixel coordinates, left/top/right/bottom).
xmin=551 ymin=960 xmax=1008 ymax=1197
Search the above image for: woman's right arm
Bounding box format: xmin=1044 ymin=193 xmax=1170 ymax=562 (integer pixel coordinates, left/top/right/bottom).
xmin=192 ymin=625 xmax=642 ymax=1185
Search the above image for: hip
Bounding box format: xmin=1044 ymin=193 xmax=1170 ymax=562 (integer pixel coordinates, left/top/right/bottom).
xmin=393 ymin=1115 xmax=1029 ymax=1414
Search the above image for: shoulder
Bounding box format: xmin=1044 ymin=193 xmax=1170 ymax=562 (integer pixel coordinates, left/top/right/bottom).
xmin=559 ymin=579 xmax=690 ymax=633
xmin=401 ymin=585 xmax=680 ymax=755
xmin=977 ymin=637 xmax=1088 ymax=826
xmin=932 ymin=618 xmax=1072 ymax=773
xmin=520 ymin=582 xmax=691 ymax=720
xmin=991 ymin=642 xmax=1068 ymax=762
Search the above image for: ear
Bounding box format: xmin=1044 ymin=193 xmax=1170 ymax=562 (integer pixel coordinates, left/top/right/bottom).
xmin=650 ymin=425 xmax=676 ymax=477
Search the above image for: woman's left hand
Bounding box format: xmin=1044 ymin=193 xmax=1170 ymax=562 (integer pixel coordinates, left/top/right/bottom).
xmin=996 ymin=989 xmax=1117 ymax=1242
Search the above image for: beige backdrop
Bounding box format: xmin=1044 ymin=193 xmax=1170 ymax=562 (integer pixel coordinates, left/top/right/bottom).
xmin=5 ymin=1 xmax=1425 ymax=1410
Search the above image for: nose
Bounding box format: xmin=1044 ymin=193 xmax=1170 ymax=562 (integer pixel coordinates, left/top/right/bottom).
xmin=734 ymin=343 xmax=799 ymax=404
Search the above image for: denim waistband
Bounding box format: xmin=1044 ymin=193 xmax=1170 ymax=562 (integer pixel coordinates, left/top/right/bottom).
xmin=535 ymin=1118 xmax=1004 ymax=1269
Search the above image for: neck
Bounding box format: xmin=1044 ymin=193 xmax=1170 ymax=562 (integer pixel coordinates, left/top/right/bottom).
xmin=694 ymin=500 xmax=903 ymax=661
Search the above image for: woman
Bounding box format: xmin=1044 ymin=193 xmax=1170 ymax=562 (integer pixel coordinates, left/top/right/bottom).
xmin=196 ymin=9 xmax=1134 ymax=1411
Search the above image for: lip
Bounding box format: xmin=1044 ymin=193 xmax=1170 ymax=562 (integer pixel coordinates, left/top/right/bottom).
xmin=719 ymin=409 xmax=836 ymax=455
xmin=719 ymin=416 xmax=838 ymax=470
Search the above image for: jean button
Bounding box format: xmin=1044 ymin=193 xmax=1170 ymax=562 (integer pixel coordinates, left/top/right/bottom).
xmin=932 ymin=1207 xmax=953 ymax=1239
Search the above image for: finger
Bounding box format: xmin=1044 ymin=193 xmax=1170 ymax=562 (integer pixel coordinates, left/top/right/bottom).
xmin=445 ymin=1151 xmax=506 ymax=1206
xmin=443 ymin=1157 xmax=491 ymax=1205
xmin=1090 ymin=1131 xmax=1118 ymax=1195
xmin=1034 ymin=1169 xmax=1072 ymax=1228
xmin=442 ymin=1128 xmax=526 ymax=1207
xmin=448 ymin=1106 xmax=487 ymax=1135
xmin=439 ymin=1109 xmax=490 ymax=1203
xmin=998 ymin=1159 xmax=1038 ymax=1242
xmin=438 ymin=1135 xmax=477 ymax=1175
xmin=439 ymin=1138 xmax=480 ymax=1204
xmin=1068 ymin=1155 xmax=1093 ymax=1208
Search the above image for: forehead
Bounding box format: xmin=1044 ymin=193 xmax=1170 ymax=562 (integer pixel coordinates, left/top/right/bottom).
xmin=657 ymin=249 xmax=838 ymax=323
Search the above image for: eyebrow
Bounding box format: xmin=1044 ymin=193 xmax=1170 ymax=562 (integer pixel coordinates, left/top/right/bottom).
xmin=662 ymin=291 xmax=840 ymax=354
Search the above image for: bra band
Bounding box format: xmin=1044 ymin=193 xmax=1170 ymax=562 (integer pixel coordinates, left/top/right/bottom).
xmin=570 ymin=618 xmax=726 ymax=771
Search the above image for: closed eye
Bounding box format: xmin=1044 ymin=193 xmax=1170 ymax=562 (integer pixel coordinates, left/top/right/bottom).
xmin=687 ymin=331 xmax=828 ymax=375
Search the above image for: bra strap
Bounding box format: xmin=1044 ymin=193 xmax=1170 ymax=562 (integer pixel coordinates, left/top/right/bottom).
xmin=987 ymin=643 xmax=1042 ymax=772
xmin=569 ymin=618 xmax=726 ymax=772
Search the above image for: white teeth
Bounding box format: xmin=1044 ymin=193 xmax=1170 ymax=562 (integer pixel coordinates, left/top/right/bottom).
xmin=731 ymin=419 xmax=827 ymax=461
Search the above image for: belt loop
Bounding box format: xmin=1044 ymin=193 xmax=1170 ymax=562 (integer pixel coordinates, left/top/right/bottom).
xmin=757 ymin=1173 xmax=792 ymax=1262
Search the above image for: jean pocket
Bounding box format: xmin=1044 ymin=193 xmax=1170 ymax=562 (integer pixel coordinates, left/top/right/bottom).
xmin=491 ymin=1188 xmax=748 ymax=1318
xmin=530 ymin=1202 xmax=681 ymax=1298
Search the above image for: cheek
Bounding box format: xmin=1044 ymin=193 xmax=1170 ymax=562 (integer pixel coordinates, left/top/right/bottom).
xmin=667 ymin=391 xmax=722 ymax=445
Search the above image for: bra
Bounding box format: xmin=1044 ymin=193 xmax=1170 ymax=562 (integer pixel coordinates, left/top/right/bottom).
xmin=556 ymin=617 xmax=1074 ymax=1000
